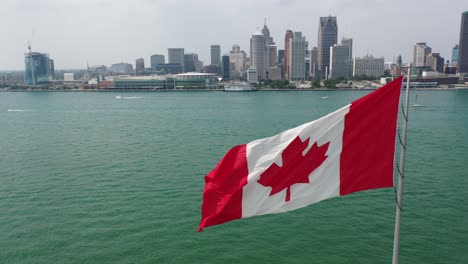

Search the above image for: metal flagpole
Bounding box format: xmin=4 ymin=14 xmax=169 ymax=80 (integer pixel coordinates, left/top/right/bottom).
xmin=392 ymin=66 xmax=411 ymax=264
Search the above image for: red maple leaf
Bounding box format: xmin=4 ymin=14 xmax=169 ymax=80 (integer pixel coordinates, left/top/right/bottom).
xmin=257 ymin=136 xmax=330 ymax=202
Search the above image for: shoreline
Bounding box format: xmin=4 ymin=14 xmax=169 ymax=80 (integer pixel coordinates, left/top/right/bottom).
xmin=1 ymin=87 xmax=467 ymax=92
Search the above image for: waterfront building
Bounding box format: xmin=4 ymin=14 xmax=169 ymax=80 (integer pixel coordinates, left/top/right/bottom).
xmin=250 ymin=31 xmax=266 ymax=80
xmin=154 ymin=63 xmax=183 ymax=74
xmin=329 ymin=44 xmax=351 ymax=79
xmin=318 ymin=16 xmax=338 ymax=79
xmin=425 ymin=53 xmax=444 ymax=73
xmin=110 ymin=62 xmax=133 ymax=73
xmin=278 ymin=49 xmax=285 ymax=79
xmin=413 ymin=42 xmax=432 ymax=67
xmin=222 ymin=55 xmax=230 ymax=80
xmin=150 ymin=54 xmax=165 ymax=69
xmin=24 ymin=52 xmax=54 ymax=85
xmin=459 ymin=11 xmax=468 ymax=73
xmin=341 ymin=37 xmax=353 ymax=76
xmin=229 ymin=45 xmax=247 ymax=79
xmin=451 ymin=45 xmax=459 ymax=67
xmin=184 ymin=53 xmax=198 ymax=72
xmin=268 ymin=67 xmax=282 ymax=80
xmin=353 ymin=55 xmax=385 ymax=77
xmin=202 ymin=64 xmax=221 ymax=76
xmin=289 ymin=32 xmax=306 ymax=81
xmin=284 ymin=30 xmax=294 ymax=79
xmin=168 ymin=48 xmax=185 ymax=72
xmin=310 ymin=47 xmax=318 ymax=78
xmin=64 ymin=73 xmax=74 ymax=81
xmin=210 ymin=45 xmax=221 ymax=66
xmin=247 ymin=67 xmax=258 ymax=84
xmin=114 ymin=73 xmax=216 ymax=90
xmin=136 ymin=58 xmax=145 ymax=75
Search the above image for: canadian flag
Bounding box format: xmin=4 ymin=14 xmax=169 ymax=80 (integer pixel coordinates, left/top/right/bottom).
xmin=199 ymin=76 xmax=403 ymax=231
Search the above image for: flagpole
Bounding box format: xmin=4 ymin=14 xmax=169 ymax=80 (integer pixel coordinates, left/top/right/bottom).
xmin=392 ymin=66 xmax=411 ymax=264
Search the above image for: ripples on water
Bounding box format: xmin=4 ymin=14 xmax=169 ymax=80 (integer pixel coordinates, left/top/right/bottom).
xmin=0 ymin=91 xmax=467 ymax=263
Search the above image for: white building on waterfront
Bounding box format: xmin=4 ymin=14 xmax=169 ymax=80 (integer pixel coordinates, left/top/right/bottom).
xmin=229 ymin=45 xmax=247 ymax=79
xmin=250 ymin=31 xmax=266 ymax=80
xmin=247 ymin=67 xmax=258 ymax=84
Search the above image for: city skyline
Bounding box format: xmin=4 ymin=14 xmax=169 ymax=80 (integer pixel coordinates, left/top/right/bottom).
xmin=1 ymin=0 xmax=467 ymax=70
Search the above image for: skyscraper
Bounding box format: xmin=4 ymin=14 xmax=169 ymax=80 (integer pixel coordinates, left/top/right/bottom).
xmin=353 ymin=55 xmax=384 ymax=77
xmin=413 ymin=42 xmax=432 ymax=67
xmin=317 ymin=16 xmax=338 ymax=78
xmin=168 ymin=48 xmax=185 ymax=71
xmin=341 ymin=37 xmax=353 ymax=77
xmin=284 ymin=30 xmax=294 ymax=79
xmin=210 ymin=45 xmax=221 ymax=66
xmin=135 ymin=58 xmax=144 ymax=75
xmin=250 ymin=31 xmax=266 ymax=80
xmin=222 ymin=55 xmax=230 ymax=80
xmin=184 ymin=53 xmax=198 ymax=72
xmin=24 ymin=52 xmax=54 ymax=85
xmin=278 ymin=49 xmax=285 ymax=78
xmin=150 ymin=54 xmax=165 ymax=69
xmin=289 ymin=32 xmax=306 ymax=81
xmin=425 ymin=53 xmax=444 ymax=73
xmin=229 ymin=45 xmax=247 ymax=79
xmin=262 ymin=19 xmax=274 ymax=45
xmin=458 ymin=11 xmax=468 ymax=73
xmin=329 ymin=44 xmax=350 ymax=79
xmin=310 ymin=47 xmax=318 ymax=78
xmin=451 ymin=45 xmax=459 ymax=67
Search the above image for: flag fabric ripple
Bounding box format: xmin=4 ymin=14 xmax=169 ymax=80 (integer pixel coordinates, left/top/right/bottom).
xmin=199 ymin=76 xmax=403 ymax=231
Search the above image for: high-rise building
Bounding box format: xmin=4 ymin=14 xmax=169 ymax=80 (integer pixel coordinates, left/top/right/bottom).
xmin=250 ymin=31 xmax=266 ymax=80
xmin=458 ymin=11 xmax=468 ymax=73
xmin=310 ymin=47 xmax=318 ymax=78
xmin=24 ymin=52 xmax=54 ymax=85
xmin=353 ymin=55 xmax=385 ymax=77
xmin=425 ymin=53 xmax=444 ymax=73
xmin=168 ymin=48 xmax=185 ymax=71
xmin=110 ymin=62 xmax=133 ymax=73
xmin=135 ymin=58 xmax=145 ymax=75
xmin=278 ymin=49 xmax=285 ymax=78
xmin=150 ymin=54 xmax=165 ymax=69
xmin=451 ymin=45 xmax=459 ymax=67
xmin=318 ymin=16 xmax=338 ymax=78
xmin=341 ymin=37 xmax=353 ymax=76
xmin=284 ymin=30 xmax=294 ymax=79
xmin=184 ymin=53 xmax=198 ymax=72
xmin=210 ymin=45 xmax=221 ymax=66
xmin=268 ymin=45 xmax=278 ymax=68
xmin=229 ymin=45 xmax=247 ymax=79
xmin=262 ymin=19 xmax=274 ymax=45
xmin=329 ymin=44 xmax=351 ymax=79
xmin=413 ymin=42 xmax=432 ymax=67
xmin=289 ymin=32 xmax=306 ymax=80
xmin=222 ymin=55 xmax=230 ymax=80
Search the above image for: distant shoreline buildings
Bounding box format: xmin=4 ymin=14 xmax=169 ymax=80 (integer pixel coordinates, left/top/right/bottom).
xmin=8 ymin=11 xmax=467 ymax=89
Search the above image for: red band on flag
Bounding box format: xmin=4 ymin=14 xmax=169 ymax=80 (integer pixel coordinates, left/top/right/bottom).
xmin=339 ymin=76 xmax=403 ymax=196
xmin=199 ymin=144 xmax=249 ymax=231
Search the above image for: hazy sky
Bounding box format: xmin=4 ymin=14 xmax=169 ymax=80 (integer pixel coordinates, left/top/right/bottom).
xmin=1 ymin=0 xmax=467 ymax=70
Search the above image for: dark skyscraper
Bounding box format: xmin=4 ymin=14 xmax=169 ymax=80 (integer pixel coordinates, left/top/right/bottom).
xmin=458 ymin=11 xmax=468 ymax=73
xmin=222 ymin=55 xmax=230 ymax=80
xmin=135 ymin=58 xmax=144 ymax=75
xmin=184 ymin=53 xmax=198 ymax=72
xmin=317 ymin=16 xmax=338 ymax=78
xmin=278 ymin=49 xmax=285 ymax=78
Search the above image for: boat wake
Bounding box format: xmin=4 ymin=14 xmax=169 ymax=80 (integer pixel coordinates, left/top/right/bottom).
xmin=7 ymin=109 xmax=31 ymax=112
xmin=115 ymin=96 xmax=143 ymax=100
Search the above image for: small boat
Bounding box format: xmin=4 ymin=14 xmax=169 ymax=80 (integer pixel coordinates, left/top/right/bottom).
xmin=322 ymin=96 xmax=328 ymax=99
xmin=412 ymin=95 xmax=423 ymax=107
xmin=224 ymin=82 xmax=257 ymax=92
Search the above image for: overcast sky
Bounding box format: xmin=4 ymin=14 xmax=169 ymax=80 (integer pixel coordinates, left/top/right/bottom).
xmin=1 ymin=0 xmax=467 ymax=70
